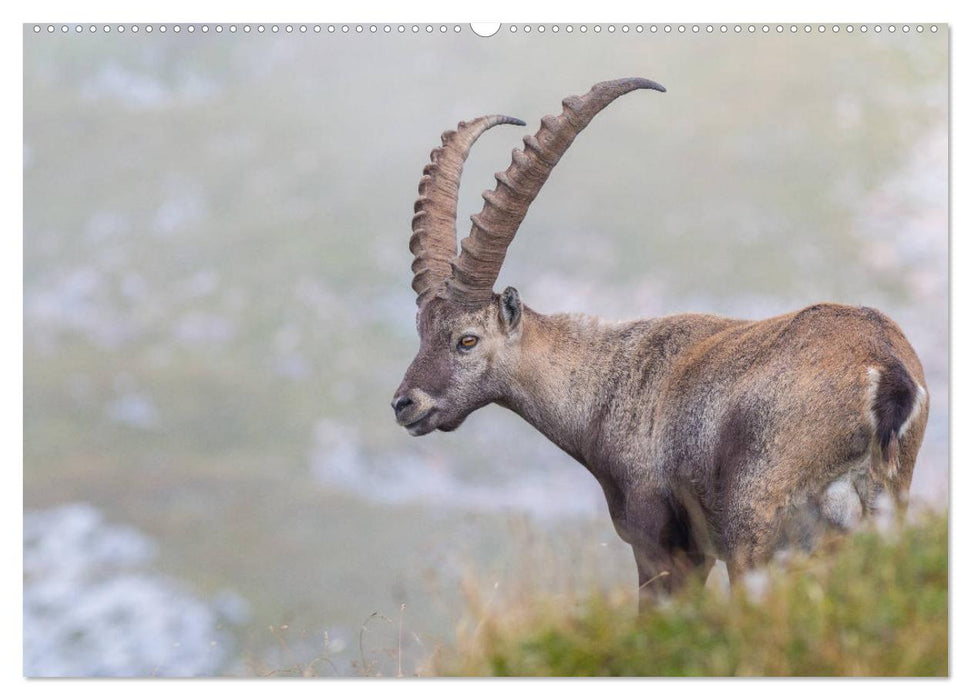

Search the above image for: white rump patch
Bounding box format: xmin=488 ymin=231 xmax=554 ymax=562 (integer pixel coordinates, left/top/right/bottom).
xmin=865 ymin=366 xmax=881 ymax=429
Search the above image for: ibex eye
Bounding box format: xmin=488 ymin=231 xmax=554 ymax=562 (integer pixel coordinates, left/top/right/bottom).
xmin=458 ymin=335 xmax=479 ymax=349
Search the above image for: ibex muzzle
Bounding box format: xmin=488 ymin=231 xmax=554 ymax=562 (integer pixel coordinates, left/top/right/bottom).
xmin=392 ymin=78 xmax=929 ymax=607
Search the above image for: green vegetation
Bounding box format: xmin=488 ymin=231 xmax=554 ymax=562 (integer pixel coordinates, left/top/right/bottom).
xmin=436 ymin=512 xmax=947 ymax=676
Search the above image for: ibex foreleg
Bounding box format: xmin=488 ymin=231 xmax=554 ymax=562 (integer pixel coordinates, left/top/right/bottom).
xmin=623 ymin=491 xmax=715 ymax=609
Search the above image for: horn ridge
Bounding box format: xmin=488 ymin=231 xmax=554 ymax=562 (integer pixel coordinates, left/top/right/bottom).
xmin=409 ymin=114 xmax=526 ymax=307
xmin=445 ymin=77 xmax=665 ymax=303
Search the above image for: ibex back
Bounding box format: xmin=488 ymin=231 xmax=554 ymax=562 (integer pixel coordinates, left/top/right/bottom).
xmin=391 ymin=78 xmax=929 ymax=605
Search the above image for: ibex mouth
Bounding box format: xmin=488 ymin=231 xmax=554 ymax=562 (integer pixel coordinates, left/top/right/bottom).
xmin=403 ymin=410 xmax=438 ymax=436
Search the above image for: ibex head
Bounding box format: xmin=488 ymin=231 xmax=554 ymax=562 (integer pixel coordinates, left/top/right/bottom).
xmin=392 ymin=78 xmax=666 ymax=435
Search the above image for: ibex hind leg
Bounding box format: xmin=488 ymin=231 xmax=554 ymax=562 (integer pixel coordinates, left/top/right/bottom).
xmin=725 ymin=465 xmax=881 ymax=585
xmin=721 ymin=473 xmax=811 ymax=585
xmin=725 ymin=446 xmax=926 ymax=586
xmin=724 ymin=521 xmax=779 ymax=586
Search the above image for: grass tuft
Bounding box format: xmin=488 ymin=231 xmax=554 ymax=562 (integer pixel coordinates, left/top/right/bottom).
xmin=434 ymin=510 xmax=947 ymax=677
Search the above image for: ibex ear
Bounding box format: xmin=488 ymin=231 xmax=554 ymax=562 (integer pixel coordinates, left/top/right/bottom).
xmin=499 ymin=286 xmax=522 ymax=332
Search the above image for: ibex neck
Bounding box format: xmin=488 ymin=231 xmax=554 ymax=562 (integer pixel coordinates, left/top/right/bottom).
xmin=498 ymin=308 xmax=619 ymax=465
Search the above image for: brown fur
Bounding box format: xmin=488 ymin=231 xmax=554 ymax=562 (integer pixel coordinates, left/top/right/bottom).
xmin=394 ymin=298 xmax=929 ymax=605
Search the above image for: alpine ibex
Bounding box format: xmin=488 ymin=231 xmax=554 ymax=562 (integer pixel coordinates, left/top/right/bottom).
xmin=392 ymin=78 xmax=929 ymax=604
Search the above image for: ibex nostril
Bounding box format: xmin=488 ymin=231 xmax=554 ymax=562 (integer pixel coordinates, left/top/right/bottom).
xmin=391 ymin=396 xmax=413 ymax=413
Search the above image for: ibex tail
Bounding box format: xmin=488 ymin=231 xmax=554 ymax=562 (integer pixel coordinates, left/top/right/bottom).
xmin=868 ymin=361 xmax=927 ymax=507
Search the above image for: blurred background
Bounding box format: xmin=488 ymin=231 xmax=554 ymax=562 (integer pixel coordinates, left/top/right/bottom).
xmin=23 ymin=24 xmax=947 ymax=676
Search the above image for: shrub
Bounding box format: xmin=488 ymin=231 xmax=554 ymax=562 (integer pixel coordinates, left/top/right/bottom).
xmin=436 ymin=511 xmax=947 ymax=676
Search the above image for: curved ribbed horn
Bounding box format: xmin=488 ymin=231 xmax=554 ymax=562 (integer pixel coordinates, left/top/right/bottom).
xmin=410 ymin=114 xmax=526 ymax=307
xmin=444 ymin=77 xmax=665 ymax=304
